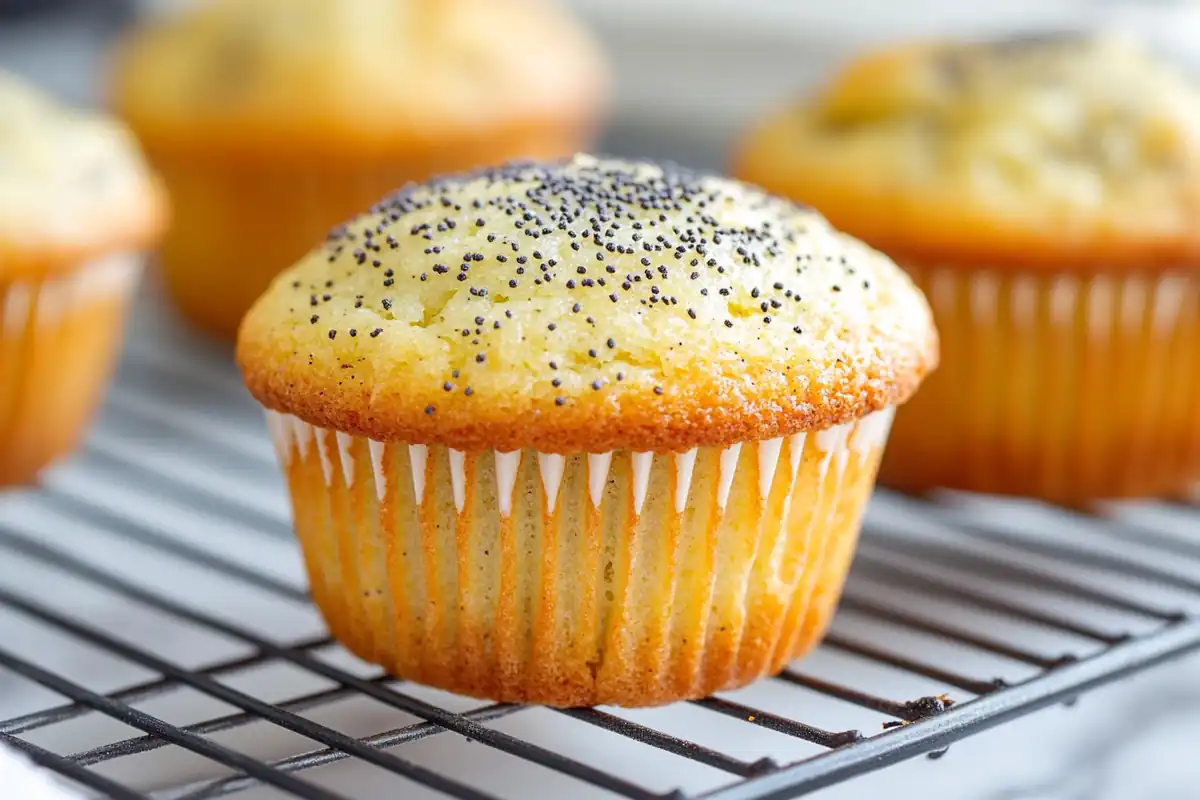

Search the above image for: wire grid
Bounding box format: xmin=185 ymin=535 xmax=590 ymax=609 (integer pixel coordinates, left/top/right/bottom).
xmin=1 ymin=310 xmax=1199 ymax=800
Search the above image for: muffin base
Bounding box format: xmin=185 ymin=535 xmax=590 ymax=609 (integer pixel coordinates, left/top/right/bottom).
xmin=881 ymin=265 xmax=1200 ymax=502
xmin=0 ymin=255 xmax=141 ymax=486
xmin=151 ymin=122 xmax=593 ymax=338
xmin=266 ymin=409 xmax=893 ymax=707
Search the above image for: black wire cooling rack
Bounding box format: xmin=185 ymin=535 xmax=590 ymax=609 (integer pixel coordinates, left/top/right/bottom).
xmin=2 ymin=295 xmax=1200 ymax=800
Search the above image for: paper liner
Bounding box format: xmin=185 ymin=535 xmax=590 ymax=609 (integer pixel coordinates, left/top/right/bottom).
xmin=151 ymin=123 xmax=590 ymax=338
xmin=0 ymin=254 xmax=141 ymax=485
xmin=882 ymin=265 xmax=1200 ymax=501
xmin=265 ymin=408 xmax=894 ymax=707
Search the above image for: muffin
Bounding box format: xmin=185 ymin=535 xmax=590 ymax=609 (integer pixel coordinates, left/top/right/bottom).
xmin=0 ymin=72 xmax=165 ymax=487
xmin=111 ymin=0 xmax=607 ymax=339
xmin=735 ymin=35 xmax=1200 ymax=503
xmin=238 ymin=156 xmax=936 ymax=707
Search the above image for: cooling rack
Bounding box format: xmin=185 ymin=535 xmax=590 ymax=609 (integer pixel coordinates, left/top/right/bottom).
xmin=0 ymin=284 xmax=1198 ymax=800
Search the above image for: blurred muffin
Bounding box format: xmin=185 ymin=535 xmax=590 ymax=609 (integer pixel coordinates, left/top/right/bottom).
xmin=237 ymin=155 xmax=937 ymax=707
xmin=112 ymin=0 xmax=608 ymax=338
xmin=735 ymin=35 xmax=1200 ymax=502
xmin=0 ymin=72 xmax=165 ymax=486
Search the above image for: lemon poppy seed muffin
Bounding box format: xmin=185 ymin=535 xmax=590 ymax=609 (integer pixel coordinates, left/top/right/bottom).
xmin=113 ymin=0 xmax=608 ymax=338
xmin=238 ymin=155 xmax=937 ymax=707
xmin=735 ymin=34 xmax=1200 ymax=502
xmin=1 ymin=72 xmax=165 ymax=486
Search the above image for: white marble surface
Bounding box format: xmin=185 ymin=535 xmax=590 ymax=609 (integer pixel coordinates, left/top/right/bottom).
xmin=0 ymin=742 xmax=87 ymax=800
xmin=3 ymin=5 xmax=1200 ymax=798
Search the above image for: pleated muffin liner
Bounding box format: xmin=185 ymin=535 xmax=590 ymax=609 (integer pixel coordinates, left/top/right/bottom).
xmin=881 ymin=265 xmax=1200 ymax=502
xmin=150 ymin=122 xmax=590 ymax=338
xmin=0 ymin=254 xmax=142 ymax=485
xmin=152 ymin=159 xmax=422 ymax=338
xmin=265 ymin=407 xmax=895 ymax=708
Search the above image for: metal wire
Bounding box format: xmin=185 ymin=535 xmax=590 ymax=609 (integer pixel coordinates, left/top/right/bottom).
xmin=699 ymin=619 xmax=1200 ymax=800
xmin=0 ymin=345 xmax=1198 ymax=800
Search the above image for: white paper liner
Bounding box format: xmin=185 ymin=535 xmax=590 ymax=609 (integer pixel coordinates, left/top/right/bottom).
xmin=262 ymin=406 xmax=895 ymax=705
xmin=887 ymin=264 xmax=1200 ymax=498
xmin=266 ymin=407 xmax=895 ymax=516
xmin=1 ymin=254 xmax=142 ymax=339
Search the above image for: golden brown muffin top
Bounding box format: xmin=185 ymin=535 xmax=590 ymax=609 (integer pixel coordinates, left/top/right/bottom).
xmin=735 ymin=34 xmax=1200 ymax=270
xmin=0 ymin=72 xmax=165 ymax=281
xmin=111 ymin=0 xmax=607 ymax=158
xmin=238 ymin=156 xmax=937 ymax=453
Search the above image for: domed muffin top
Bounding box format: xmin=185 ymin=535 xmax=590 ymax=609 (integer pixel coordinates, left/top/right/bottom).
xmin=0 ymin=72 xmax=165 ymax=280
xmin=735 ymin=35 xmax=1200 ymax=270
xmin=238 ymin=155 xmax=937 ymax=453
xmin=112 ymin=0 xmax=607 ymax=157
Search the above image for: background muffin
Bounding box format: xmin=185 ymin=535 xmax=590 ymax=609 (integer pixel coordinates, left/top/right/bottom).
xmin=734 ymin=34 xmax=1200 ymax=502
xmin=237 ymin=155 xmax=937 ymax=707
xmin=0 ymin=71 xmax=165 ymax=486
xmin=112 ymin=0 xmax=608 ymax=338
